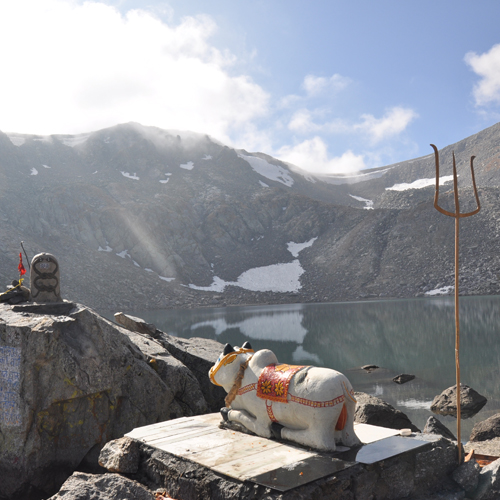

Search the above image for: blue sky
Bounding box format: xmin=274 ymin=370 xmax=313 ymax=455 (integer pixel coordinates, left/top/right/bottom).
xmin=2 ymin=1 xmax=500 ymax=173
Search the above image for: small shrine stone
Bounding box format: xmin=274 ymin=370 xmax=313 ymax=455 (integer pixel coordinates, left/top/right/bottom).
xmin=393 ymin=373 xmax=415 ymax=384
xmin=431 ymin=384 xmax=487 ymax=419
xmin=30 ymin=252 xmax=62 ymax=303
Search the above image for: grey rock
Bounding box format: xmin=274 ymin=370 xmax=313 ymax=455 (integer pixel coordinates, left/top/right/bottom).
xmin=98 ymin=437 xmax=140 ymax=474
xmin=472 ymin=458 xmax=500 ymax=500
xmin=451 ymin=459 xmax=481 ymax=494
xmin=393 ymin=373 xmax=415 ymax=384
xmin=354 ymin=392 xmax=420 ymax=432
xmin=424 ymin=416 xmax=457 ymax=441
xmin=431 ymin=384 xmax=487 ymax=419
xmin=0 ymin=303 xmax=221 ymax=499
xmin=470 ymin=413 xmax=500 ymax=442
xmin=47 ymin=472 xmax=154 ymax=500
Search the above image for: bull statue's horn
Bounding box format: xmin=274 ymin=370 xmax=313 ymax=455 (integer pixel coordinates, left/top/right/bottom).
xmin=223 ymin=343 xmax=235 ymax=355
xmin=242 ymin=341 xmax=252 ymax=350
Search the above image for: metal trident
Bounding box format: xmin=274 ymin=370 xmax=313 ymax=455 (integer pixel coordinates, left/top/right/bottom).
xmin=431 ymin=144 xmax=480 ymax=463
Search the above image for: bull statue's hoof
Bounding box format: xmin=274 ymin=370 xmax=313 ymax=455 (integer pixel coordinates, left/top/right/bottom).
xmin=271 ymin=422 xmax=284 ymax=440
xmin=220 ymin=407 xmax=230 ymax=422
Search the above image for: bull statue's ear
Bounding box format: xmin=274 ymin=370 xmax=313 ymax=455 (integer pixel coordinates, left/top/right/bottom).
xmin=242 ymin=341 xmax=252 ymax=350
xmin=223 ymin=343 xmax=235 ymax=355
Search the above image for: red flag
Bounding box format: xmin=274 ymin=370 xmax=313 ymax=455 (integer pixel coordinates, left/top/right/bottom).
xmin=18 ymin=253 xmax=26 ymax=276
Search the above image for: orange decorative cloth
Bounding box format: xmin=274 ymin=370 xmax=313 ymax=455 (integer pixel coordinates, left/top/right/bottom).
xmin=256 ymin=363 xmax=307 ymax=403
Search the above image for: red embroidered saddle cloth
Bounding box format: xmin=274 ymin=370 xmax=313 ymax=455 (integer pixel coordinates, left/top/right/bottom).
xmin=256 ymin=364 xmax=307 ymax=403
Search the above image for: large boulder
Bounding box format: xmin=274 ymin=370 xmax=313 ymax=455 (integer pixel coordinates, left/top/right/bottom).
xmin=470 ymin=413 xmax=500 ymax=442
xmin=0 ymin=303 xmax=223 ymax=500
xmin=354 ymin=392 xmax=420 ymax=432
xmin=430 ymin=384 xmax=487 ymax=419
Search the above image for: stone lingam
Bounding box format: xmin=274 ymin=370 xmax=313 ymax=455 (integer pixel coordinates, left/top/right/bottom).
xmin=30 ymin=252 xmax=62 ymax=303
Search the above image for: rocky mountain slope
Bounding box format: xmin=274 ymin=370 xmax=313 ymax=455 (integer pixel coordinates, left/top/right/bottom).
xmin=1 ymin=122 xmax=499 ymax=312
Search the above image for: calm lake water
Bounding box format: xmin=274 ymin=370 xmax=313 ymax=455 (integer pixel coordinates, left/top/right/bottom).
xmin=116 ymin=295 xmax=500 ymax=441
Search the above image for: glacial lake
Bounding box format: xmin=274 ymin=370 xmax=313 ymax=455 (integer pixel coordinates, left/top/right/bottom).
xmin=115 ymin=295 xmax=500 ymax=441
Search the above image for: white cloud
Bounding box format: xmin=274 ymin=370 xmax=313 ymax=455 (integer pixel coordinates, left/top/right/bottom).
xmin=0 ymin=0 xmax=269 ymax=137
xmin=302 ymin=74 xmax=351 ymax=96
xmin=277 ymin=137 xmax=366 ymax=174
xmin=279 ymin=73 xmax=350 ymax=109
xmin=287 ymin=106 xmax=416 ymax=144
xmin=288 ymin=109 xmax=318 ymax=133
xmin=465 ymin=44 xmax=500 ymax=106
xmin=355 ymin=107 xmax=418 ymax=144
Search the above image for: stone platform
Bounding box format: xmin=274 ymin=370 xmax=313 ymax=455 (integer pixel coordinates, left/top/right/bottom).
xmin=125 ymin=413 xmax=462 ymax=499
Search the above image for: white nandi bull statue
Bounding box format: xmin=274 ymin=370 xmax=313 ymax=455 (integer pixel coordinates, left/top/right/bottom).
xmin=209 ymin=342 xmax=360 ymax=452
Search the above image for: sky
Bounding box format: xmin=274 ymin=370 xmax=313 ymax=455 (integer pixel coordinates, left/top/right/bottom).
xmin=2 ymin=1 xmax=500 ymax=174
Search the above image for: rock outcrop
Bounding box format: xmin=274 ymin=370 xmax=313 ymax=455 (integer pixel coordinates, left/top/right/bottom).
xmin=0 ymin=303 xmax=224 ymax=500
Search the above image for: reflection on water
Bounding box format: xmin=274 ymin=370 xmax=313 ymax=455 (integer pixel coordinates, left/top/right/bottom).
xmin=122 ymin=296 xmax=500 ymax=441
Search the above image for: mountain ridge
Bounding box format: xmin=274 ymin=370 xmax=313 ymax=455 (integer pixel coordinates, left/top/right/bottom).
xmin=1 ymin=121 xmax=499 ymax=312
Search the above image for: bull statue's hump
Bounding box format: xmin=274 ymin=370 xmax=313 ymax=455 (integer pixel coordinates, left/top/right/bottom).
xmin=250 ymin=349 xmax=278 ymax=369
xmin=209 ymin=344 xmax=361 ymax=452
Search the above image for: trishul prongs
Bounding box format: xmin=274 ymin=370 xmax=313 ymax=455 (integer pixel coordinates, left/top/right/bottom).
xmin=431 ymin=143 xmax=481 ymax=465
xmin=431 ymin=144 xmax=480 ymax=218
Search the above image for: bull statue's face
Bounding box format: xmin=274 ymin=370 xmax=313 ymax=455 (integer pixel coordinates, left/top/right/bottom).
xmin=209 ymin=342 xmax=254 ymax=389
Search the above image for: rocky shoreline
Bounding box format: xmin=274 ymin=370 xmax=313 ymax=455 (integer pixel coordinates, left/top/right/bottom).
xmin=2 ymin=302 xmax=500 ymax=499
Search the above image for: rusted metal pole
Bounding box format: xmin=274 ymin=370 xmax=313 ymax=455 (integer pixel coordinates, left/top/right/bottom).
xmin=431 ymin=144 xmax=480 ymax=464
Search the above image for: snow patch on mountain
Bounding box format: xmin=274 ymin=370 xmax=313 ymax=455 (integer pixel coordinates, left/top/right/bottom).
xmin=287 ymin=237 xmax=317 ymax=257
xmin=7 ymin=134 xmax=25 ymax=146
xmin=239 ymin=153 xmax=294 ymax=187
xmin=121 ymin=172 xmax=139 ymax=180
xmin=386 ymin=175 xmax=454 ymax=191
xmin=425 ymin=285 xmax=454 ymax=296
xmin=349 ymin=194 xmax=374 ymax=209
xmin=188 ymin=260 xmax=304 ymax=293
xmin=180 ymin=161 xmax=194 ymax=170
